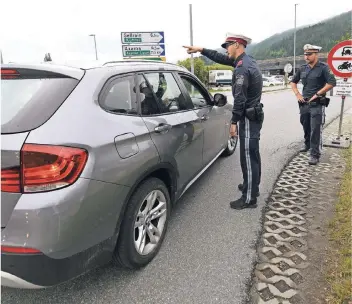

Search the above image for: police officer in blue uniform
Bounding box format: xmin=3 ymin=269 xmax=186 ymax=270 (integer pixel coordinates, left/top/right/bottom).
xmin=290 ymin=44 xmax=336 ymax=165
xmin=184 ymin=33 xmax=264 ymax=210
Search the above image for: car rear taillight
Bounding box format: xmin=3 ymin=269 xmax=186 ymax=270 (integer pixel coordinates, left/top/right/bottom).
xmin=1 ymin=144 xmax=88 ymax=193
xmin=1 ymin=167 xmax=21 ymax=193
xmin=1 ymin=246 xmax=41 ymax=254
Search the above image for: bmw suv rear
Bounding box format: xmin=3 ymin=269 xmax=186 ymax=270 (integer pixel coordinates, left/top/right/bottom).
xmin=1 ymin=61 xmax=234 ymax=288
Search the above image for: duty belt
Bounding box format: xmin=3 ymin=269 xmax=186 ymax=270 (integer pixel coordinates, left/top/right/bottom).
xmin=245 ymin=103 xmax=264 ymax=121
xmin=300 ymin=97 xmax=330 ymax=107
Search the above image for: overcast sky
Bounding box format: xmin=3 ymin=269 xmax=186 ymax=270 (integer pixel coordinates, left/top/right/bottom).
xmin=0 ymin=0 xmax=351 ymax=64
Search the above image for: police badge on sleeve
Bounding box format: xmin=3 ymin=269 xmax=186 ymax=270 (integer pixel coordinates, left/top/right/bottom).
xmin=236 ymin=74 xmax=245 ymax=86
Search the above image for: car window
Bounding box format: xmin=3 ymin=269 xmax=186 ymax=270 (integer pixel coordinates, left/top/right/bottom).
xmin=136 ymin=75 xmax=160 ymax=116
xmin=143 ymin=72 xmax=190 ymax=114
xmin=1 ymin=70 xmax=80 ymax=134
xmin=180 ymin=76 xmax=210 ymax=109
xmin=101 ymin=75 xmax=138 ymax=114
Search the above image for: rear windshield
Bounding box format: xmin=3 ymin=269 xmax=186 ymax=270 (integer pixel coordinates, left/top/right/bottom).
xmin=1 ymin=69 xmax=80 ymax=134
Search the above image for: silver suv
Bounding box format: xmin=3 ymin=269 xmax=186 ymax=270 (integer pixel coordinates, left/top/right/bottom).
xmin=1 ymin=60 xmax=237 ymax=288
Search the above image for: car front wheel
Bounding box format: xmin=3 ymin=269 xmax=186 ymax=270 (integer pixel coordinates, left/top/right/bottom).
xmin=222 ymin=136 xmax=237 ymax=156
xmin=114 ymin=178 xmax=171 ymax=269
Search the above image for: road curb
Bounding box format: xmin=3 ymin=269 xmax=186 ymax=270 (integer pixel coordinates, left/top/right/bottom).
xmin=248 ymin=113 xmax=351 ymax=304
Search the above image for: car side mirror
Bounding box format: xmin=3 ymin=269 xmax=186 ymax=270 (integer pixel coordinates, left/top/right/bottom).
xmin=213 ymin=93 xmax=227 ymax=107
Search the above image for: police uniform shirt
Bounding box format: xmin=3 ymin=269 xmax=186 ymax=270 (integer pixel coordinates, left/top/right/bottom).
xmin=291 ymin=62 xmax=336 ymax=98
xmin=201 ymin=49 xmax=262 ymax=123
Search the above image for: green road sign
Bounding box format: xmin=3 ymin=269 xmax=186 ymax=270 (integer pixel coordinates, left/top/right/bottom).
xmin=121 ymin=32 xmax=165 ymax=44
xmin=122 ymin=45 xmax=165 ymax=57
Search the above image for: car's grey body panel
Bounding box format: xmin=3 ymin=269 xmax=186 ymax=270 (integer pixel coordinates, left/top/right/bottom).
xmin=1 ymin=133 xmax=29 ymax=227
xmin=1 ymin=61 xmax=234 ymax=288
xmin=2 ymin=177 xmax=129 ymax=259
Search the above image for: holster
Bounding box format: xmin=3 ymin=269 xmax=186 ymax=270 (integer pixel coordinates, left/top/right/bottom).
xmin=299 ymin=97 xmax=330 ymax=108
xmin=319 ymin=96 xmax=330 ymax=107
xmin=245 ymin=103 xmax=264 ymax=121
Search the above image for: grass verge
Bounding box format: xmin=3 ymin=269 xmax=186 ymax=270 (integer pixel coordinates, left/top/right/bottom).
xmin=326 ymin=146 xmax=352 ymax=304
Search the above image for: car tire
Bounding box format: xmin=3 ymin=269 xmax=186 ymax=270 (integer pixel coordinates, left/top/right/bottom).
xmin=113 ymin=178 xmax=171 ymax=269
xmin=221 ymin=136 xmax=237 ymax=157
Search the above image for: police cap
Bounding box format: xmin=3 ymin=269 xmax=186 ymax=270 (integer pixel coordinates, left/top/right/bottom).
xmin=303 ymin=44 xmax=322 ymax=54
xmin=221 ymin=33 xmax=252 ymax=49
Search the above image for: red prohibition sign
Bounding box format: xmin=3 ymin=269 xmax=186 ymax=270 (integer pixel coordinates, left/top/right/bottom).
xmin=327 ymin=40 xmax=352 ymax=78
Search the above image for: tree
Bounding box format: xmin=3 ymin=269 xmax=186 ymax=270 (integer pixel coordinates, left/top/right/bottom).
xmin=335 ymin=32 xmax=351 ymax=44
xmin=177 ymin=58 xmax=234 ymax=86
xmin=177 ymin=57 xmax=208 ymax=84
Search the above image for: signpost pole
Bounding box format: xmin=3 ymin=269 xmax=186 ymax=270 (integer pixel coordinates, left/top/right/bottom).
xmin=333 ymin=78 xmax=348 ymax=143
xmin=337 ymin=96 xmax=345 ymax=138
xmin=293 ymin=4 xmax=298 ymax=74
xmin=189 ymin=4 xmax=194 ymax=75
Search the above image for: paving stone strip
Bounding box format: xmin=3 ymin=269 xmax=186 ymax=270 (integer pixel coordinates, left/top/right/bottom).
xmin=249 ymin=112 xmax=352 ymax=304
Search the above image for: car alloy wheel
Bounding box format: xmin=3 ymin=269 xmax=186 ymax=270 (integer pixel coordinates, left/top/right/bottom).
xmin=227 ymin=137 xmax=237 ymax=152
xmin=134 ymin=190 xmax=167 ymax=256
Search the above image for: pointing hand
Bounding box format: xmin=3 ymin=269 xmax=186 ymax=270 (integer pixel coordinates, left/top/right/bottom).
xmin=183 ymin=46 xmax=203 ymax=54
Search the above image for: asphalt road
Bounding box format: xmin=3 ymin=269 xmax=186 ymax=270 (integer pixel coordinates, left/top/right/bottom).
xmin=2 ymin=91 xmax=351 ymax=304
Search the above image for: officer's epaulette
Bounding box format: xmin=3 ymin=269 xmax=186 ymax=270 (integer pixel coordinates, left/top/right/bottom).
xmin=236 ymin=60 xmax=243 ymax=67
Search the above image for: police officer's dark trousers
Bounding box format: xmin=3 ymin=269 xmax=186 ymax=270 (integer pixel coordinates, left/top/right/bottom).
xmin=239 ymin=117 xmax=263 ymax=204
xmin=299 ymin=103 xmax=325 ymax=158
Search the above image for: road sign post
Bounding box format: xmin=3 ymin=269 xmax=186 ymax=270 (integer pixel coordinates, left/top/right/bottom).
xmin=325 ymin=40 xmax=352 ymax=149
xmin=284 ymin=63 xmax=293 ymax=88
xmin=121 ymin=31 xmax=166 ymax=61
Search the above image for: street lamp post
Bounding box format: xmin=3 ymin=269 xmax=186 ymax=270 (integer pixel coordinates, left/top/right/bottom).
xmin=89 ymin=34 xmax=98 ymax=60
xmin=189 ymin=4 xmax=194 ymax=75
xmin=293 ymin=4 xmax=298 ymax=74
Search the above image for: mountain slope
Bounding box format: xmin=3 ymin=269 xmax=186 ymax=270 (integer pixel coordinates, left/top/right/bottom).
xmin=201 ymin=10 xmax=351 ymax=64
xmin=249 ymin=10 xmax=351 ymax=60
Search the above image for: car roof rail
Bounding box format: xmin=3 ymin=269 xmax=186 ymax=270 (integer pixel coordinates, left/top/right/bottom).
xmin=102 ymin=60 xmax=189 ymax=71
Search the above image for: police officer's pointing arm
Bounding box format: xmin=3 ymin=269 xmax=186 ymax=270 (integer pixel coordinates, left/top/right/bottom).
xmin=183 ymin=46 xmax=234 ymax=67
xmin=200 ymin=49 xmax=235 ymax=67
xmin=232 ymin=66 xmax=249 ymax=123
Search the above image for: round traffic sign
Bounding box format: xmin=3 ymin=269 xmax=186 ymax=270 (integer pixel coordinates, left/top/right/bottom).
xmin=327 ymin=40 xmax=352 ymax=78
xmin=284 ymin=63 xmax=293 ymax=73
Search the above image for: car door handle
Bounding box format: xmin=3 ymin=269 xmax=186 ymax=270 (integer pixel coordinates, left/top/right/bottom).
xmin=154 ymin=124 xmax=172 ymax=133
xmin=200 ymin=115 xmax=209 ymax=121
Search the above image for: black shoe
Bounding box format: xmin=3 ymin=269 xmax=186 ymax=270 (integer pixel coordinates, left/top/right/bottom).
xmin=308 ymin=156 xmax=319 ymax=165
xmin=300 ymin=146 xmax=310 ymax=152
xmin=238 ymin=184 xmax=260 ymax=197
xmin=230 ymin=197 xmax=257 ymax=210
